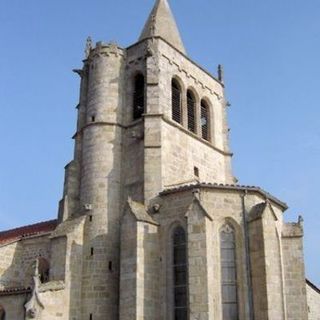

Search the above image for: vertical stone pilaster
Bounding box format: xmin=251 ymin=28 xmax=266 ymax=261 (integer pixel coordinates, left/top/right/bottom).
xmin=186 ymin=199 xmax=213 ymax=320
xmin=144 ymin=40 xmax=163 ymax=203
xmin=248 ymin=203 xmax=286 ymax=320
xmin=120 ymin=201 xmax=160 ymax=320
xmin=120 ymin=214 xmax=138 ymax=320
xmin=282 ymin=223 xmax=308 ymax=320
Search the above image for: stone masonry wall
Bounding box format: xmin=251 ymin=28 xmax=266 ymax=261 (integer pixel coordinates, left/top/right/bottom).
xmin=0 ymin=242 xmax=22 ymax=288
xmin=186 ymin=200 xmax=213 ymax=320
xmin=0 ymin=294 xmax=26 ymax=319
xmin=261 ymin=207 xmax=286 ymax=319
xmin=282 ymin=227 xmax=309 ymax=320
xmin=0 ymin=235 xmax=51 ymax=289
xmin=307 ymin=282 xmax=320 ymax=320
xmin=158 ymin=40 xmax=231 ymax=148
xmin=79 ymin=43 xmax=125 ymax=320
xmin=155 ymin=188 xmax=276 ymax=320
xmin=136 ymin=221 xmax=160 ymax=320
xmin=120 ymin=213 xmax=138 ymax=320
xmin=162 ymin=121 xmax=230 ymax=187
xmin=157 ymin=38 xmax=233 ymax=186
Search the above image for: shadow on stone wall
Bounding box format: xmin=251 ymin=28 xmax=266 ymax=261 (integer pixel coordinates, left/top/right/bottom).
xmin=0 ymin=237 xmax=51 ymax=290
xmin=143 ymin=223 xmax=160 ymax=320
xmin=68 ymin=241 xmax=83 ymax=320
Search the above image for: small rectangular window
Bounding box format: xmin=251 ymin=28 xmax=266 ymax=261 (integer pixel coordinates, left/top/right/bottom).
xmin=194 ymin=167 xmax=199 ymax=178
xmin=133 ymin=74 xmax=145 ymax=120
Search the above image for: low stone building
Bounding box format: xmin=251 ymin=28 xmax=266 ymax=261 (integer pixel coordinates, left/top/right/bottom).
xmin=0 ymin=0 xmax=318 ymax=319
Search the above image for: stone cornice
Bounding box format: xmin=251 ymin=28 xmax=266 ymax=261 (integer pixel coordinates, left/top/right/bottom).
xmin=160 ymin=182 xmax=288 ymax=210
xmin=126 ymin=36 xmax=224 ymax=88
xmin=72 ymin=115 xmax=232 ymax=157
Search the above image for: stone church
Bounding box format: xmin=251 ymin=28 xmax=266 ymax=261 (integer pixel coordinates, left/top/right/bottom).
xmin=0 ymin=0 xmax=319 ymax=319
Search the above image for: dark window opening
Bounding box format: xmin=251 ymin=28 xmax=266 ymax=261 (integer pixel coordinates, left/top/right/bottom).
xmin=89 ymin=314 xmax=93 ymax=320
xmin=89 ymin=215 xmax=93 ymax=222
xmin=201 ymin=100 xmax=210 ymax=141
xmin=90 ymin=247 xmax=94 ymax=256
xmin=109 ymin=261 xmax=113 ymax=272
xmin=38 ymin=258 xmax=50 ymax=283
xmin=172 ymin=79 xmax=182 ymax=124
xmin=91 ymin=115 xmax=96 ymax=122
xmin=220 ymin=225 xmax=238 ymax=320
xmin=133 ymin=74 xmax=145 ymax=120
xmin=0 ymin=306 xmax=5 ymax=320
xmin=173 ymin=227 xmax=188 ymax=320
xmin=194 ymin=166 xmax=199 ymax=178
xmin=187 ymin=91 xmax=196 ymax=133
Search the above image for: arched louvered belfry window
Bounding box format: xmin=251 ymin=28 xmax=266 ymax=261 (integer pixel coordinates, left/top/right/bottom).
xmin=200 ymin=100 xmax=210 ymax=141
xmin=220 ymin=224 xmax=239 ymax=320
xmin=173 ymin=226 xmax=188 ymax=320
xmin=172 ymin=79 xmax=182 ymax=123
xmin=0 ymin=305 xmax=5 ymax=320
xmin=133 ymin=73 xmax=145 ymax=120
xmin=187 ymin=90 xmax=196 ymax=133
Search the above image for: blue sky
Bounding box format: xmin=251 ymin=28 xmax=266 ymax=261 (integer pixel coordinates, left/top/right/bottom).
xmin=0 ymin=0 xmax=319 ymax=285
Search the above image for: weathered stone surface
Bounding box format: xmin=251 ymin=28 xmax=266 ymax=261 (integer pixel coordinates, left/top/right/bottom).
xmin=0 ymin=0 xmax=318 ymax=319
xmin=307 ymin=281 xmax=320 ymax=320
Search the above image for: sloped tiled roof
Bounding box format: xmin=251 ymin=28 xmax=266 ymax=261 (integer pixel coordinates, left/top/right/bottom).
xmin=306 ymin=279 xmax=320 ymax=294
xmin=0 ymin=219 xmax=57 ymax=245
xmin=0 ymin=287 xmax=31 ymax=296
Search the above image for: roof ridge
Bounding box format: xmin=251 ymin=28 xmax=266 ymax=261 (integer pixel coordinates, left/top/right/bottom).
xmin=0 ymin=219 xmax=57 ymax=245
xmin=0 ymin=219 xmax=57 ymax=235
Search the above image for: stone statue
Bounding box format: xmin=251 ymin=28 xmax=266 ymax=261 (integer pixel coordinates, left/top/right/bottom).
xmin=85 ymin=36 xmax=93 ymax=58
xmin=24 ymin=259 xmax=44 ymax=320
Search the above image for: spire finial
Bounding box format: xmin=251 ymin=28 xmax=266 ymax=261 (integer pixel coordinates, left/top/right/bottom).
xmin=218 ymin=64 xmax=224 ymax=83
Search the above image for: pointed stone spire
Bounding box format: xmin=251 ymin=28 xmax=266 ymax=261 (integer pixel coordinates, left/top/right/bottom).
xmin=139 ymin=0 xmax=186 ymax=54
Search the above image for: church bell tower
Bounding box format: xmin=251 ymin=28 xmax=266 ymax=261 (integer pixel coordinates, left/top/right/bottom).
xmin=59 ymin=0 xmax=234 ymax=319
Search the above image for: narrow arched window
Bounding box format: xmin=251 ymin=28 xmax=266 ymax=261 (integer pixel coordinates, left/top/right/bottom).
xmin=0 ymin=305 xmax=5 ymax=320
xmin=220 ymin=224 xmax=238 ymax=320
xmin=172 ymin=79 xmax=182 ymax=123
xmin=201 ymin=100 xmax=210 ymax=141
xmin=173 ymin=227 xmax=188 ymax=320
xmin=187 ymin=90 xmax=196 ymax=133
xmin=133 ymin=74 xmax=145 ymax=120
